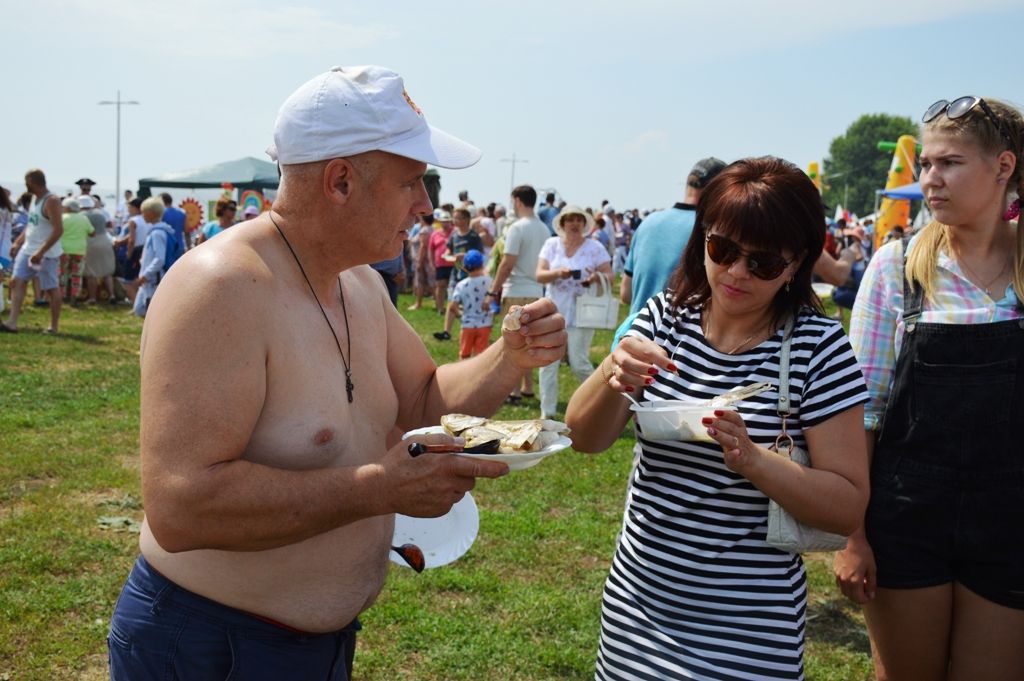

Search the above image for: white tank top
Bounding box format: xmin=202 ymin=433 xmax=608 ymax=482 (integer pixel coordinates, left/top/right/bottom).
xmin=24 ymin=192 xmax=64 ymax=258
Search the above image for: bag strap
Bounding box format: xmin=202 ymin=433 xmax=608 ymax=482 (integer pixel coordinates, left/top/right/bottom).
xmin=774 ymin=316 xmax=797 ymax=454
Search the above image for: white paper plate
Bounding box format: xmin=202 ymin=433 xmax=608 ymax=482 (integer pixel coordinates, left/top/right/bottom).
xmin=812 ymin=282 xmax=835 ymax=299
xmin=403 ymin=425 xmax=572 ymax=471
xmin=391 ymin=492 xmax=479 ymax=570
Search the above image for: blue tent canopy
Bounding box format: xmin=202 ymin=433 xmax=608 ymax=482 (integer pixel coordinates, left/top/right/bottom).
xmin=878 ymin=181 xmax=923 ymax=200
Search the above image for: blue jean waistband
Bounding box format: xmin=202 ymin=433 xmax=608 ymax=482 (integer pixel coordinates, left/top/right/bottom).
xmin=130 ymin=555 xmax=359 ymax=639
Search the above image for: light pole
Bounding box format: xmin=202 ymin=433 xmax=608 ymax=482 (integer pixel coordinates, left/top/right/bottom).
xmin=98 ymin=90 xmax=140 ymax=206
xmin=500 ymin=153 xmax=529 ymax=193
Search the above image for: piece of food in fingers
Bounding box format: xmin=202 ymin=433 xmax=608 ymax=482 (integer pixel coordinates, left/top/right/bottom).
xmin=501 ymin=306 xmax=523 ymax=332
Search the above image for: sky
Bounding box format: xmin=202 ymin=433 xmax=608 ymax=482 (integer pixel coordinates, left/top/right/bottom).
xmin=2 ymin=0 xmax=1022 ymax=211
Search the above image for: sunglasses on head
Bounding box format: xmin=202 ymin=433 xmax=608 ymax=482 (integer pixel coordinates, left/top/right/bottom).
xmin=705 ymin=233 xmax=794 ymax=281
xmin=923 ymin=96 xmax=1013 ymax=148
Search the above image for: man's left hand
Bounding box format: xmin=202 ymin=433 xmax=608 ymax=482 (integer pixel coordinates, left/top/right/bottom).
xmin=501 ymin=298 xmax=566 ymax=369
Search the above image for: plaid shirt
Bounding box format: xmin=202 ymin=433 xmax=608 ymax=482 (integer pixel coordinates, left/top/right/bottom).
xmin=850 ymin=235 xmax=1022 ymax=431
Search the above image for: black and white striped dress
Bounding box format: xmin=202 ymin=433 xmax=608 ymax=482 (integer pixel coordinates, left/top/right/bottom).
xmin=596 ymin=294 xmax=868 ymax=681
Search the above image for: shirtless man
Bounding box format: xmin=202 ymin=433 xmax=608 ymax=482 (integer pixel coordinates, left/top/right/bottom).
xmin=108 ymin=65 xmax=567 ymax=681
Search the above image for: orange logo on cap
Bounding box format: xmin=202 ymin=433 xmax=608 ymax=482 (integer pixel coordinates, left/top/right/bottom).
xmin=402 ymin=89 xmax=422 ymax=115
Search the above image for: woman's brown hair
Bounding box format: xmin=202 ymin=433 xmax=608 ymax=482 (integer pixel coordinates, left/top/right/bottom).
xmin=667 ymin=156 xmax=826 ymax=327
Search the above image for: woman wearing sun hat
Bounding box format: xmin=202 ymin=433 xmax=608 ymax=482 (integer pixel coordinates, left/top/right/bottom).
xmin=835 ymin=96 xmax=1024 ymax=680
xmin=535 ymin=204 xmax=613 ymax=419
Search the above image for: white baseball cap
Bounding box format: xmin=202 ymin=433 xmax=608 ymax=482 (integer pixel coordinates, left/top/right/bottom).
xmin=267 ymin=65 xmax=481 ymax=169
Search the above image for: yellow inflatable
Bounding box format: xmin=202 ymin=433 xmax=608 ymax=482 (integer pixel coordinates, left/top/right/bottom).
xmin=807 ymin=161 xmax=822 ymax=192
xmin=875 ymin=135 xmax=917 ymax=249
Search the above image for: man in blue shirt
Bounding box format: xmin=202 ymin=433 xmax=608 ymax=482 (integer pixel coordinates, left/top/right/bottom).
xmin=614 ymin=156 xmax=726 ymax=345
xmin=160 ymin=193 xmax=189 ymax=253
xmin=537 ymin=192 xmax=559 ymax=236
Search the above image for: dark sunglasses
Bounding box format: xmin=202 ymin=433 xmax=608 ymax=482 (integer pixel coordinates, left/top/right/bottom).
xmin=705 ymin=233 xmax=794 ymax=281
xmin=923 ymin=96 xmax=1013 ymax=148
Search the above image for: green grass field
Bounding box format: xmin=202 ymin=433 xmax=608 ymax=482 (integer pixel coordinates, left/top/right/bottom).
xmin=0 ymin=294 xmax=873 ymax=680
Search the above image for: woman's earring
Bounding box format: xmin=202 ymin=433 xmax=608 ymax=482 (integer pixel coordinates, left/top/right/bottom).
xmin=785 ymin=279 xmax=792 ymax=292
xmin=1003 ymin=198 xmax=1021 ymax=222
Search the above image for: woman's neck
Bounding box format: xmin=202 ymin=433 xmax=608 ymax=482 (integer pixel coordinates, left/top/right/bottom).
xmin=703 ymin=302 xmax=775 ymax=353
xmin=563 ymin=233 xmax=584 ymax=249
xmin=947 ymin=216 xmax=1013 ymax=258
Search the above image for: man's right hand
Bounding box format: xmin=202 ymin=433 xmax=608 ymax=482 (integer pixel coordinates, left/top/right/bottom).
xmin=377 ymin=433 xmax=509 ymax=518
xmin=29 ymin=251 xmax=43 ymax=266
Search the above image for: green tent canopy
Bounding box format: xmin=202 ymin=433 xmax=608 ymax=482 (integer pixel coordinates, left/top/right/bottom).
xmin=137 ymin=156 xmax=280 ymax=198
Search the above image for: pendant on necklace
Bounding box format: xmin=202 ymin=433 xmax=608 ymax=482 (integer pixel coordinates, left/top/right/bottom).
xmin=345 ymin=371 xmax=354 ymax=403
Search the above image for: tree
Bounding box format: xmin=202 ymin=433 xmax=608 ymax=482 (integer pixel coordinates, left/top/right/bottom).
xmin=823 ymin=113 xmax=918 ymax=217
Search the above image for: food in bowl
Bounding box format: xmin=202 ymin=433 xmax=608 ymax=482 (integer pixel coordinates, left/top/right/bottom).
xmin=630 ymin=401 xmax=735 ymax=442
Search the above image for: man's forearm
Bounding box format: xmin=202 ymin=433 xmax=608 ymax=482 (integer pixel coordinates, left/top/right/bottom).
xmin=424 ymin=338 xmax=524 ymax=421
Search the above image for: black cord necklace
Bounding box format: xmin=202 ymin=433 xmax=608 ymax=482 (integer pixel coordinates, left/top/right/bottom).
xmin=269 ymin=211 xmax=355 ymax=403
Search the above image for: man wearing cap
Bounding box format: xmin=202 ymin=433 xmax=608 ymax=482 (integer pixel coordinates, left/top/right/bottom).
xmin=617 ymin=157 xmax=727 ymax=332
xmin=428 ymin=209 xmax=455 ymax=314
xmin=75 ymin=177 xmax=97 ymax=200
xmin=107 ymin=65 xmax=566 ymax=680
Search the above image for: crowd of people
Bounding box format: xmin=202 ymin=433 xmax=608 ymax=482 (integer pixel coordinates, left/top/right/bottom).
xmin=0 ymin=179 xmax=264 ymax=331
xmin=3 ymin=66 xmax=1020 ymax=681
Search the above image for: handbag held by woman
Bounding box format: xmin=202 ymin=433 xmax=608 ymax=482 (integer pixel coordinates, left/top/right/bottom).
xmin=765 ymin=319 xmax=849 ymax=553
xmin=575 ymin=272 xmax=620 ymax=330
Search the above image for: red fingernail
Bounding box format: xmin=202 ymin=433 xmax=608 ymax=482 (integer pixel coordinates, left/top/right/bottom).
xmin=667 ymin=364 xmax=679 ymax=373
xmin=645 ymin=377 xmax=655 ymax=385
xmin=647 ymin=367 xmax=659 ymax=375
xmin=701 ymin=417 xmax=713 ymax=425
xmin=714 ymin=410 xmax=723 ymax=417
xmin=625 ymin=386 xmax=635 ymax=393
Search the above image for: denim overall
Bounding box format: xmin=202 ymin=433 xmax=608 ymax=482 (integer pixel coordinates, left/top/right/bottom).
xmin=866 ymin=269 xmax=1024 ymax=609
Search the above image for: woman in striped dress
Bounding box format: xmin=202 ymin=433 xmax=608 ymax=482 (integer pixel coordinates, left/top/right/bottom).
xmin=567 ymin=157 xmax=870 ymax=680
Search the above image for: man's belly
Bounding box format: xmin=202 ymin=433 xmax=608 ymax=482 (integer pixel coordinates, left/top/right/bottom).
xmin=139 ymin=513 xmax=394 ymax=633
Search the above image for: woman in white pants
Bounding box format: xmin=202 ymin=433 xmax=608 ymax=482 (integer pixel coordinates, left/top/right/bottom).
xmin=536 ymin=205 xmax=613 ymax=418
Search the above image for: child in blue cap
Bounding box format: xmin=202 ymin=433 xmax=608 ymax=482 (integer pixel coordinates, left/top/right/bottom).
xmin=450 ymin=249 xmax=494 ymax=358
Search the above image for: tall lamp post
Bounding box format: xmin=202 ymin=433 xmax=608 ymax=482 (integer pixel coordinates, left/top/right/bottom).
xmin=98 ymin=91 xmax=140 ymax=207
xmin=500 ymin=153 xmax=529 ymax=193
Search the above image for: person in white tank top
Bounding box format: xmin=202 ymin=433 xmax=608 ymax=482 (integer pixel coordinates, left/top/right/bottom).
xmin=2 ymin=169 xmax=65 ymax=333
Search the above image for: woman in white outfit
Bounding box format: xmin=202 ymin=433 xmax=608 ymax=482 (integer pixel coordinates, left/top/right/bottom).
xmin=536 ymin=205 xmax=613 ymax=418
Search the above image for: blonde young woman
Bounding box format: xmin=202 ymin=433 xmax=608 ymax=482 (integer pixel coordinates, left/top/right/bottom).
xmin=834 ymin=97 xmax=1024 ymax=680
xmin=567 ymin=158 xmax=869 ymax=680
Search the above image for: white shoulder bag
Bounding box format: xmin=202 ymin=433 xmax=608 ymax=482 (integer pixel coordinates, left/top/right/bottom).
xmin=765 ymin=318 xmax=849 ymax=553
xmin=574 ymin=272 xmax=620 ymax=330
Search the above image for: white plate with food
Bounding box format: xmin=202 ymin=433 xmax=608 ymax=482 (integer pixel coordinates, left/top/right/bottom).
xmin=391 ymin=492 xmax=479 ymax=570
xmin=404 ymin=415 xmax=573 ymax=471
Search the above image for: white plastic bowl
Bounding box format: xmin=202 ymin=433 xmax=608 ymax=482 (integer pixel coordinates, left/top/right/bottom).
xmin=630 ymin=401 xmax=736 ymax=442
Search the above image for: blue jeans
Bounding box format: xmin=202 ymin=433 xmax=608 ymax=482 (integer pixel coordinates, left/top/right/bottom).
xmin=108 ymin=556 xmax=360 ymax=680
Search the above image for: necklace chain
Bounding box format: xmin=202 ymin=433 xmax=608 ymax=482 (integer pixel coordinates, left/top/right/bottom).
xmin=703 ymin=305 xmax=767 ymax=355
xmin=269 ymin=212 xmax=355 ymax=403
xmin=953 ymin=247 xmax=1010 ymax=297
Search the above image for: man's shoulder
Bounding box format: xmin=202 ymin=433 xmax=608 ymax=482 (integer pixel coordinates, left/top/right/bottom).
xmin=513 ymin=217 xmax=547 ymax=233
